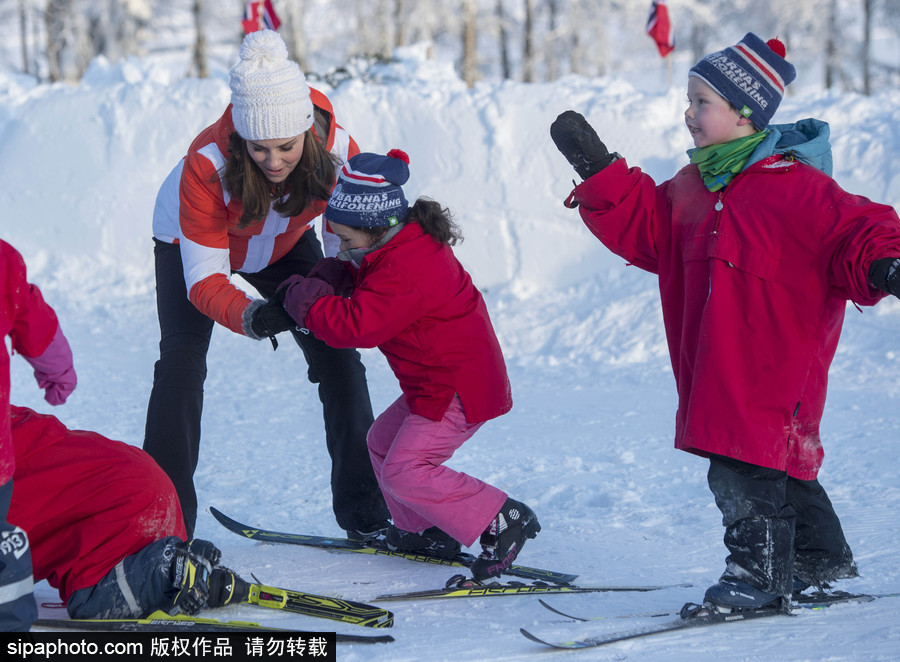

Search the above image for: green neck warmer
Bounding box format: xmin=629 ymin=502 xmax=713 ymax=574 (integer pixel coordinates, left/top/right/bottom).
xmin=689 ymin=130 xmax=769 ymax=192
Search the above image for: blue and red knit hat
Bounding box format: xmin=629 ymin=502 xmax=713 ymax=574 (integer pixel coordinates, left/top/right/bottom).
xmin=689 ymin=33 xmax=796 ymax=130
xmin=326 ymin=149 xmax=410 ymax=228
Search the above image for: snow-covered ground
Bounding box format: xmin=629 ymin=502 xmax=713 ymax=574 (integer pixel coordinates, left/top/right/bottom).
xmin=3 ymin=43 xmax=899 ymax=661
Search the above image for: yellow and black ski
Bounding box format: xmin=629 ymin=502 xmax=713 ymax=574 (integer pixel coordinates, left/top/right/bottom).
xmin=33 ymin=610 xmax=394 ymax=643
xmin=248 ymin=584 xmax=393 ymax=628
xmin=210 ymin=506 xmax=577 ymax=584
xmin=374 ymin=574 xmax=692 ymax=602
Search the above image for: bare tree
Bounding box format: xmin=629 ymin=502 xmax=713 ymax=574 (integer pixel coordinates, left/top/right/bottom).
xmin=462 ymin=0 xmax=478 ymax=87
xmin=825 ymin=0 xmax=839 ymax=89
xmin=394 ymin=0 xmax=405 ymax=48
xmin=351 ymin=0 xmax=392 ymax=57
xmin=45 ymin=0 xmax=68 ymax=82
xmin=86 ymin=0 xmax=150 ymax=63
xmin=862 ymin=0 xmax=873 ymax=95
xmin=281 ymin=0 xmax=309 ymax=71
xmin=568 ymin=0 xmax=584 ymax=75
xmin=496 ymin=0 xmax=511 ymax=79
xmin=18 ymin=0 xmax=29 ymax=74
xmin=522 ymin=0 xmax=535 ymax=82
xmin=11 ymin=0 xmax=900 ymax=94
xmin=191 ymin=0 xmax=208 ymax=78
xmin=544 ymin=0 xmax=559 ymax=80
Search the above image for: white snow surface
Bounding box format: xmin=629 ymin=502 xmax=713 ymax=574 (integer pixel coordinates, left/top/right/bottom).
xmin=3 ymin=44 xmax=900 ymax=660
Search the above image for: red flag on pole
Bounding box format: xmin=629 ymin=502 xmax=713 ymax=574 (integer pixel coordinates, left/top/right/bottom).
xmin=646 ymin=0 xmax=674 ymax=58
xmin=242 ymin=0 xmax=282 ymax=35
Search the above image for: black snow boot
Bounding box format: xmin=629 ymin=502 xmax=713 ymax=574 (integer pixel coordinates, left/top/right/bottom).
xmin=470 ymin=497 xmax=540 ymax=580
xmin=206 ymin=567 xmax=251 ymax=608
xmin=385 ymin=525 xmax=461 ymax=560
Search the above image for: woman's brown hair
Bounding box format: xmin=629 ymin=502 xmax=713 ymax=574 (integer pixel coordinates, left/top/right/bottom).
xmin=221 ymin=109 xmax=340 ymax=228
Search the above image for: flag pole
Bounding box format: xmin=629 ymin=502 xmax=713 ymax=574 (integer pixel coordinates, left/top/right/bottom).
xmin=667 ymin=53 xmax=673 ymax=87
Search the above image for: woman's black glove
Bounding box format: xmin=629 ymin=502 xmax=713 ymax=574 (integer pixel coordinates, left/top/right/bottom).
xmin=243 ymin=298 xmax=298 ymax=347
xmin=550 ymin=110 xmax=620 ymax=180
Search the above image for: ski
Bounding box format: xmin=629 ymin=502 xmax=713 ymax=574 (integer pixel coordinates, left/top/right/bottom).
xmin=523 ymin=591 xmax=900 ymax=649
xmin=210 ymin=506 xmax=577 ymax=584
xmin=33 ymin=610 xmax=394 ymax=643
xmin=521 ymin=602 xmax=784 ymax=649
xmin=248 ymin=583 xmax=393 ymax=628
xmin=793 ymin=590 xmax=899 ymax=608
xmin=539 ymin=598 xmax=673 ymax=621
xmin=373 ymin=574 xmax=692 ymax=602
xmin=538 ymin=590 xmax=900 ymax=622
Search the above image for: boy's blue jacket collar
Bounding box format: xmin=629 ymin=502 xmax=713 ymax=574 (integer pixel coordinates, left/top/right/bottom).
xmin=745 ymin=118 xmax=833 ymax=177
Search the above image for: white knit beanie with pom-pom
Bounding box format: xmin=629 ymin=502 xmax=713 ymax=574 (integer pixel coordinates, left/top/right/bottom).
xmin=229 ymin=30 xmax=314 ymax=140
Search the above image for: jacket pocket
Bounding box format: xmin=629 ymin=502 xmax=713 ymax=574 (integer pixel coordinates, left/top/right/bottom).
xmin=683 ymin=233 xmax=783 ymax=283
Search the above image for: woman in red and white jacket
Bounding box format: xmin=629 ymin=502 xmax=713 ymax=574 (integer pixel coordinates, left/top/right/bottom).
xmin=144 ymin=30 xmax=389 ymax=539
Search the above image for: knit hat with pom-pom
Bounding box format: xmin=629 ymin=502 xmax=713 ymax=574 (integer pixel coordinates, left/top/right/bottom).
xmin=689 ymin=32 xmax=796 ymax=130
xmin=326 ymin=149 xmax=411 ymax=228
xmin=229 ymin=29 xmax=314 ymax=140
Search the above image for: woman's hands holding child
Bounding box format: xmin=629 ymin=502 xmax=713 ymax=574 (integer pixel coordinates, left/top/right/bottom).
xmin=245 ymin=261 xmax=350 ymax=344
xmin=246 ymin=297 xmax=298 ymax=341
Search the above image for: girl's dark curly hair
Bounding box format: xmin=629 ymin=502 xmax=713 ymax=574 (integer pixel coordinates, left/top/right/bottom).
xmin=356 ymin=197 xmax=463 ymax=246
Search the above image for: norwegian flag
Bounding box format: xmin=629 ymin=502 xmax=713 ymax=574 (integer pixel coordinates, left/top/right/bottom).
xmin=242 ymin=0 xmax=282 ymax=35
xmin=646 ymin=0 xmax=675 ymax=58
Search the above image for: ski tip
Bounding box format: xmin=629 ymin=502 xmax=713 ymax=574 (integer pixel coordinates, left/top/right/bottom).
xmin=537 ymin=598 xmax=583 ymax=621
xmin=209 ymin=506 xmax=235 ymax=524
xmin=209 ymin=507 xmax=258 ymax=538
xmin=337 ymin=633 xmax=395 ymax=644
xmin=520 ymin=628 xmax=561 ymax=648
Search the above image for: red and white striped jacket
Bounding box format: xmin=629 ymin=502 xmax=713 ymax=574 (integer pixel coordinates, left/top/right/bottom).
xmin=153 ymin=89 xmax=358 ymax=334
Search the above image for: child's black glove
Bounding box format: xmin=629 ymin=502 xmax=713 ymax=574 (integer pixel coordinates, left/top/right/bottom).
xmin=869 ymin=257 xmax=900 ymax=298
xmin=550 ymin=110 xmax=620 ymax=180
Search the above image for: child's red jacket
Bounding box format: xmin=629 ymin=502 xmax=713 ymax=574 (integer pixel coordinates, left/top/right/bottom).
xmin=572 ymin=150 xmax=900 ymax=479
xmin=0 ymin=241 xmax=59 ymax=484
xmin=306 ymin=222 xmax=512 ymax=424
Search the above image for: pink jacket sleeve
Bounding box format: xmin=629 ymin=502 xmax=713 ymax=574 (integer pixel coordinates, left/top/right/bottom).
xmin=22 ymin=325 xmax=77 ymax=405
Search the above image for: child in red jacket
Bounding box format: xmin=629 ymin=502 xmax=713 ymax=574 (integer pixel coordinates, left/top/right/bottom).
xmin=551 ymin=33 xmax=900 ymax=614
xmin=267 ymin=150 xmax=540 ymax=580
xmin=1 ymin=239 xmax=76 ymax=630
xmin=1 ymin=241 xmax=246 ymax=630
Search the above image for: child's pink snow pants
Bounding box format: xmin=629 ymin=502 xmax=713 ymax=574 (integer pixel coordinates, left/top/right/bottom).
xmin=367 ymin=395 xmax=507 ymax=547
